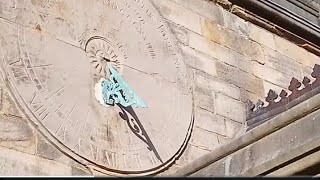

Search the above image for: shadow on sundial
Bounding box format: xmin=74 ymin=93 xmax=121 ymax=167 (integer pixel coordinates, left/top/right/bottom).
xmin=117 ymin=104 xmax=163 ymax=164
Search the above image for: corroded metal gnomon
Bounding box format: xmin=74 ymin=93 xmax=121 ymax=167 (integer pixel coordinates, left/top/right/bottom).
xmin=246 ymin=64 xmax=320 ymax=131
xmin=100 ymin=65 xmax=147 ymax=108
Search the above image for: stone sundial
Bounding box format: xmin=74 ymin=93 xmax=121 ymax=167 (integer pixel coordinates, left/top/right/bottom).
xmin=0 ymin=0 xmax=193 ymax=176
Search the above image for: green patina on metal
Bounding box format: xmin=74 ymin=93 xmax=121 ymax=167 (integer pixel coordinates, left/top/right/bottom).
xmin=101 ymin=64 xmax=147 ymax=108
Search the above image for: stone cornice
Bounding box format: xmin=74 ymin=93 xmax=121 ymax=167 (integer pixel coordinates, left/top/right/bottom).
xmin=171 ymin=88 xmax=320 ymax=176
xmin=246 ymin=64 xmax=320 ymax=131
xmin=211 ymin=0 xmax=320 ymax=56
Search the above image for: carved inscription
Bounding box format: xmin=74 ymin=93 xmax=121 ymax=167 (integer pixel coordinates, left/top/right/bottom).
xmin=0 ymin=0 xmax=193 ymax=175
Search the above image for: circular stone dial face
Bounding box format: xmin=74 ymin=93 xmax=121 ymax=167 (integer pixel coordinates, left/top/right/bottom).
xmin=0 ymin=0 xmax=193 ymax=175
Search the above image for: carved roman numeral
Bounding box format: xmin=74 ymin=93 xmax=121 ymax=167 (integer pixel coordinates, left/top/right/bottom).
xmin=55 ymin=124 xmax=70 ymax=141
xmin=37 ymin=102 xmax=55 ymax=122
xmin=9 ymin=59 xmax=29 ymax=80
xmin=134 ymin=154 xmax=142 ymax=168
xmin=74 ymin=139 xmax=84 ymax=151
xmin=90 ymin=144 xmax=99 ymax=162
xmin=104 ymin=151 xmax=118 ymax=168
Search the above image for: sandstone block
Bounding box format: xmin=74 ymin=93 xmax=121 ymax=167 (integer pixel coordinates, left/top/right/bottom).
xmin=238 ymin=55 xmax=252 ymax=74
xmin=306 ymin=52 xmax=320 ymax=68
xmin=175 ymin=143 xmax=211 ymax=166
xmin=0 ymin=114 xmax=35 ymax=154
xmin=247 ymin=23 xmax=276 ymax=50
xmin=190 ymin=156 xmax=226 ymax=176
xmin=195 ymin=70 xmax=241 ymax=100
xmin=274 ymin=35 xmax=309 ymax=64
xmin=263 ymin=46 xmax=303 ymax=80
xmin=301 ymin=65 xmax=314 ymax=80
xmin=215 ymin=93 xmax=246 ymax=123
xmin=180 ymin=45 xmax=217 ymax=76
xmin=194 ymin=107 xmax=226 ymax=136
xmin=251 ymin=61 xmax=292 ymax=89
xmin=167 ymin=0 xmax=224 ymax=26
xmin=200 ymin=20 xmax=265 ymax=64
xmin=2 ymin=90 xmax=23 ymax=117
xmin=167 ymin=21 xmax=189 ymax=46
xmin=188 ymin=29 xmax=218 ymax=59
xmin=201 ymin=18 xmax=223 ymax=44
xmin=222 ymin=9 xmax=249 ymax=36
xmin=262 ymin=80 xmax=284 ymax=96
xmin=225 ymin=119 xmax=244 ymax=139
xmin=35 ymin=134 xmax=64 ymax=161
xmin=153 ymin=0 xmax=202 ymax=34
xmin=216 ymin=61 xmax=265 ymax=97
xmin=239 ymin=88 xmax=264 ymax=104
xmin=217 ymin=135 xmax=232 ymax=146
xmin=190 ymin=127 xmax=220 ymax=151
xmin=194 ymin=86 xmax=215 ymax=113
xmin=0 ymin=146 xmax=72 ymax=176
xmin=243 ymin=41 xmax=265 ymax=64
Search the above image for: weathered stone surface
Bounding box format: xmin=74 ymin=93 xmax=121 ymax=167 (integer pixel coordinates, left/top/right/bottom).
xmin=201 ymin=19 xmax=224 ymax=44
xmin=263 ymin=46 xmax=303 ymax=80
xmin=35 ymin=134 xmax=64 ymax=161
xmin=0 ymin=146 xmax=73 ymax=176
xmin=200 ymin=19 xmax=264 ymax=64
xmin=251 ymin=61 xmax=292 ymax=89
xmin=195 ymin=70 xmax=241 ymax=100
xmin=217 ymin=135 xmax=232 ymax=146
xmin=190 ymin=156 xmax=226 ymax=177
xmin=193 ymin=104 xmax=320 ymax=177
xmin=175 ymin=144 xmax=211 ymax=167
xmin=167 ymin=22 xmax=189 ymax=46
xmin=0 ymin=114 xmax=36 ymax=154
xmin=166 ymin=0 xmax=225 ymax=26
xmin=180 ymin=45 xmax=217 ymax=76
xmin=71 ymin=166 xmax=91 ymax=176
xmin=153 ymin=0 xmax=202 ymax=34
xmin=237 ymin=55 xmax=252 ymax=74
xmin=243 ymin=41 xmax=265 ymax=64
xmin=221 ymin=9 xmax=249 ymax=36
xmin=216 ymin=61 xmax=265 ymax=97
xmin=242 ymin=109 xmax=320 ymax=176
xmin=239 ymin=88 xmax=263 ymax=104
xmin=1 ymin=90 xmax=23 ymax=117
xmin=274 ymin=35 xmax=310 ymax=64
xmin=188 ymin=29 xmax=219 ymax=58
xmin=262 ymin=80 xmax=284 ymax=96
xmin=214 ymin=46 xmax=240 ymax=68
xmin=215 ymin=93 xmax=246 ymax=123
xmin=305 ymin=52 xmax=320 ymax=68
xmin=225 ymin=120 xmax=244 ymax=139
xmin=247 ymin=23 xmax=276 ymax=50
xmin=190 ymin=127 xmax=220 ymax=151
xmin=194 ymin=86 xmax=215 ymax=113
xmin=194 ymin=107 xmax=226 ymax=136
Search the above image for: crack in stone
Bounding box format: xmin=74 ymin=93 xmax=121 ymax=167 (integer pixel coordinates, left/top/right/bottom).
xmin=122 ymin=64 xmax=178 ymax=84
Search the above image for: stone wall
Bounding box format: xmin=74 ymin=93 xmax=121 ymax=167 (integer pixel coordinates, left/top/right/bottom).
xmin=0 ymin=0 xmax=319 ymax=176
xmin=0 ymin=74 xmax=92 ymax=176
xmin=151 ymin=0 xmax=320 ymax=175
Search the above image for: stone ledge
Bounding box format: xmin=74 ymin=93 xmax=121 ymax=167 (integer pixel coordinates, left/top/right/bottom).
xmin=0 ymin=146 xmax=75 ymax=176
xmin=171 ymin=90 xmax=320 ymax=176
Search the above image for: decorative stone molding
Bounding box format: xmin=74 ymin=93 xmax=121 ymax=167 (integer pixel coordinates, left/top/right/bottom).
xmin=246 ymin=64 xmax=320 ymax=131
